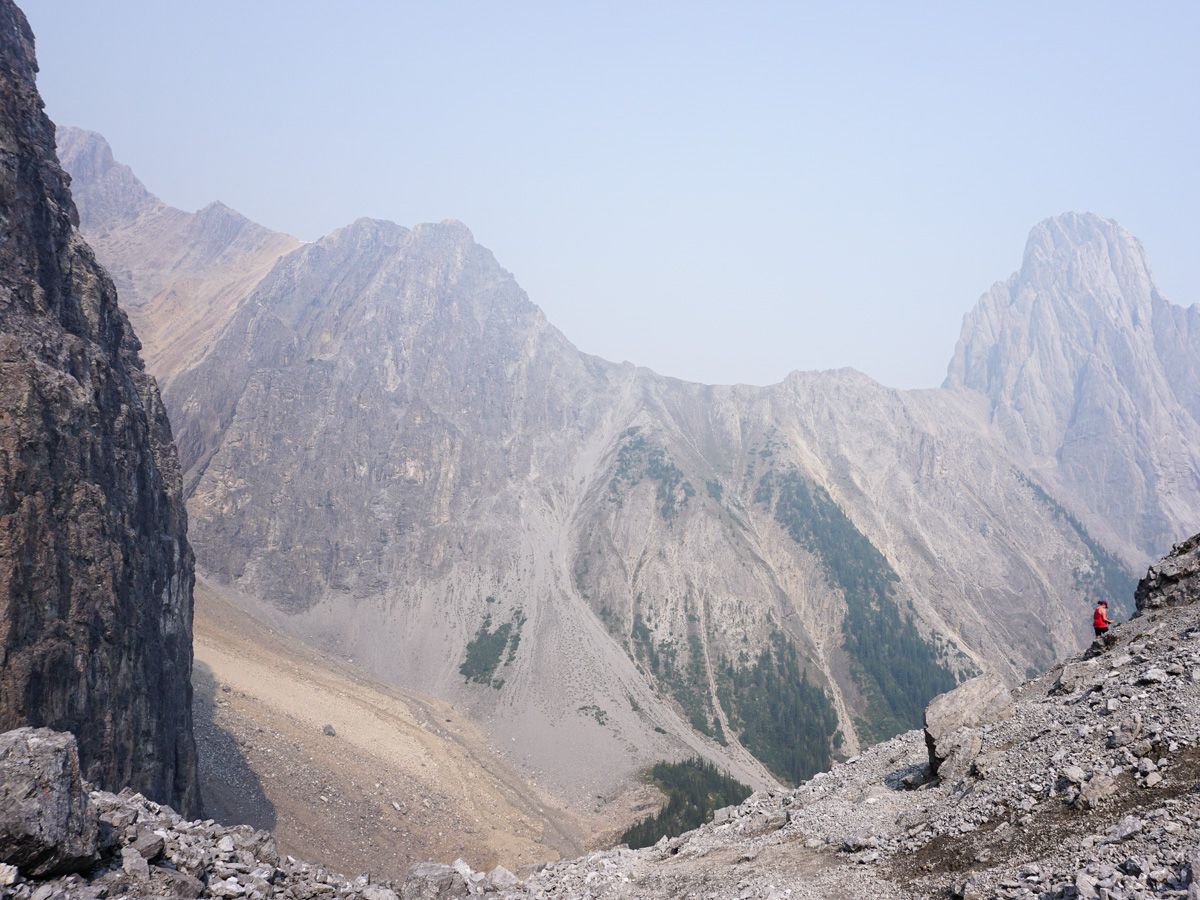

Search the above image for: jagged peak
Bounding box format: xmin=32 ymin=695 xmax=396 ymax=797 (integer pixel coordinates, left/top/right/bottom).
xmin=319 ymin=216 xmax=410 ymax=248
xmin=1019 ymin=211 xmax=1152 ymax=285
xmin=56 ymin=125 xmax=159 ymax=227
xmin=56 ymin=126 xmax=115 ymax=173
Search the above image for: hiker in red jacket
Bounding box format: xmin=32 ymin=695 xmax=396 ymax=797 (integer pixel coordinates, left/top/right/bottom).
xmin=1093 ymin=600 xmax=1111 ymax=639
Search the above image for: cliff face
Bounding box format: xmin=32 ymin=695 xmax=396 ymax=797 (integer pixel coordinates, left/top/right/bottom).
xmin=0 ymin=2 xmax=198 ymax=814
xmin=946 ymin=212 xmax=1200 ymax=559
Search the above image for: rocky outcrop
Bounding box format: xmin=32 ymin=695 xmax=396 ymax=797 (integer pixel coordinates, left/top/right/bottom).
xmin=1135 ymin=533 xmax=1200 ymax=613
xmin=923 ymin=674 xmax=1013 ymax=780
xmin=0 ymin=1 xmax=197 ymax=813
xmin=0 ymin=729 xmax=97 ymax=877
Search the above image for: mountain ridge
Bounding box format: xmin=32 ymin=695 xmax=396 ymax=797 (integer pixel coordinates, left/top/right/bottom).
xmin=57 ymin=129 xmax=1198 ymax=821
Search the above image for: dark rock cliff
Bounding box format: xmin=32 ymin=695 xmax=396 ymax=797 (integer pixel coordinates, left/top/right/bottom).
xmin=0 ymin=1 xmax=198 ymax=814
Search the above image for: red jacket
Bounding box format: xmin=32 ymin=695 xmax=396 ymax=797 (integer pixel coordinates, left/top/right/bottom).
xmin=1093 ymin=606 xmax=1109 ymax=628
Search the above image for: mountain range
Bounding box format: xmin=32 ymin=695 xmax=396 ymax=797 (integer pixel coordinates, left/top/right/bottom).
xmin=56 ymin=126 xmax=1200 ymax=811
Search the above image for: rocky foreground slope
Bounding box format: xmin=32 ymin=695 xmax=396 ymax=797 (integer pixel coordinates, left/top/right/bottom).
xmin=0 ymin=0 xmax=197 ymax=813
xmin=2 ymin=534 xmax=1198 ymax=899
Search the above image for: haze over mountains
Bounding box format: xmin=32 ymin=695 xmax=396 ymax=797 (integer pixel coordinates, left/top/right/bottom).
xmin=57 ymin=127 xmax=1200 ymax=812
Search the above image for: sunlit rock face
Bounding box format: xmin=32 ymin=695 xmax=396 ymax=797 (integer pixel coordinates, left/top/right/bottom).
xmin=0 ymin=0 xmax=198 ymax=815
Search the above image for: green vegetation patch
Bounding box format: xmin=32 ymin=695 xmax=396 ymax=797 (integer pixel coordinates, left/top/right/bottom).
xmin=631 ymin=609 xmax=724 ymax=743
xmin=459 ymin=607 xmax=526 ymax=689
xmin=620 ymin=758 xmax=752 ymax=849
xmin=1017 ymin=472 xmax=1137 ymax=618
xmin=578 ymin=704 xmax=609 ymax=725
xmin=609 ymin=428 xmax=696 ymax=522
xmin=756 ymin=467 xmax=956 ymax=744
xmin=716 ymin=631 xmax=838 ymax=784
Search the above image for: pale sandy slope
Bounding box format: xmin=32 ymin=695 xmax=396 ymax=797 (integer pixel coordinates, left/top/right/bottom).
xmin=191 ymin=578 xmax=656 ymax=880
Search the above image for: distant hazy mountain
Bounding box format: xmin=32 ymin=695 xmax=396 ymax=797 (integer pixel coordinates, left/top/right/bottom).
xmin=946 ymin=212 xmax=1200 ymax=560
xmin=57 ymin=128 xmax=299 ymax=391
xmin=60 ymin=133 xmax=1196 ymax=806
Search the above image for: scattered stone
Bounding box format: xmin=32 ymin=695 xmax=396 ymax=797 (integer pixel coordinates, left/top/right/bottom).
xmin=322 ymin=724 xmax=337 ymax=737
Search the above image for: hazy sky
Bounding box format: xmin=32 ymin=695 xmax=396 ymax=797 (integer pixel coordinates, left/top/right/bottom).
xmin=22 ymin=1 xmax=1199 ymax=388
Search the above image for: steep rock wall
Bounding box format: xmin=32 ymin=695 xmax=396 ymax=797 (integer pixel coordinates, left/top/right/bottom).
xmin=0 ymin=1 xmax=198 ymax=814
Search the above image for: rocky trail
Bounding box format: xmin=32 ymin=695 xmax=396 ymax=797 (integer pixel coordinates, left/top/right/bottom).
xmin=3 ymin=534 xmax=1199 ymax=899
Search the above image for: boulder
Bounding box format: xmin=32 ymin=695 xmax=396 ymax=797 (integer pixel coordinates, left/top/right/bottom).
xmin=0 ymin=728 xmax=99 ymax=876
xmin=924 ymin=675 xmax=1014 ymax=779
xmin=400 ymin=861 xmax=469 ymax=899
xmin=1135 ymin=533 xmax=1200 ymax=613
xmin=1052 ymin=660 xmax=1102 ymax=695
xmin=1076 ymin=774 xmax=1116 ymax=809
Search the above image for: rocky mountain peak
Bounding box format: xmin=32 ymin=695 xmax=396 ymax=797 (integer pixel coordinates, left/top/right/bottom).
xmin=1017 ymin=211 xmax=1157 ymax=324
xmin=945 ymin=211 xmax=1200 ymax=558
xmin=55 ymin=126 xmax=157 ymax=229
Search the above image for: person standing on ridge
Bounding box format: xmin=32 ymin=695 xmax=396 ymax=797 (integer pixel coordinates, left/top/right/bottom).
xmin=1093 ymin=599 xmax=1111 ymax=639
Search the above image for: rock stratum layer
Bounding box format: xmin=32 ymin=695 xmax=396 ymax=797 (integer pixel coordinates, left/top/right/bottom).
xmin=57 ymin=126 xmax=1200 ymax=806
xmin=0 ymin=3 xmax=197 ymax=814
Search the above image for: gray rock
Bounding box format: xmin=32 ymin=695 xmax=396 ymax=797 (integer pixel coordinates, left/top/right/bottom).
xmin=1136 ymin=534 xmax=1200 ymax=613
xmin=0 ymin=729 xmax=98 ymax=877
xmin=1077 ymin=774 xmax=1117 ymax=809
xmin=1109 ymin=815 xmax=1143 ymax=841
xmin=484 ymin=865 xmax=518 ymax=889
xmin=924 ymin=675 xmax=1014 ymax=778
xmin=1061 ymin=766 xmax=1087 ymax=784
xmin=121 ymin=846 xmax=150 ymax=878
xmin=401 ymin=861 xmax=469 ymax=899
xmin=131 ymin=828 xmax=165 ymax=861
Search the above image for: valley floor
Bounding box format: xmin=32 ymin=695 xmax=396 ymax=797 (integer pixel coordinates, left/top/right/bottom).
xmin=191 ymin=579 xmax=650 ymax=879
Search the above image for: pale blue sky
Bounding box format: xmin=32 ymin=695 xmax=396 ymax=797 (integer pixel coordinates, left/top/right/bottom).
xmin=22 ymin=1 xmax=1200 ymax=388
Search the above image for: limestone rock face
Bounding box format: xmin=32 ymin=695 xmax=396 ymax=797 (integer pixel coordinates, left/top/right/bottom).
xmin=0 ymin=2 xmax=198 ymax=814
xmin=946 ymin=212 xmax=1200 ymax=559
xmin=1134 ymin=532 xmax=1200 ymax=613
xmin=0 ymin=728 xmax=98 ymax=877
